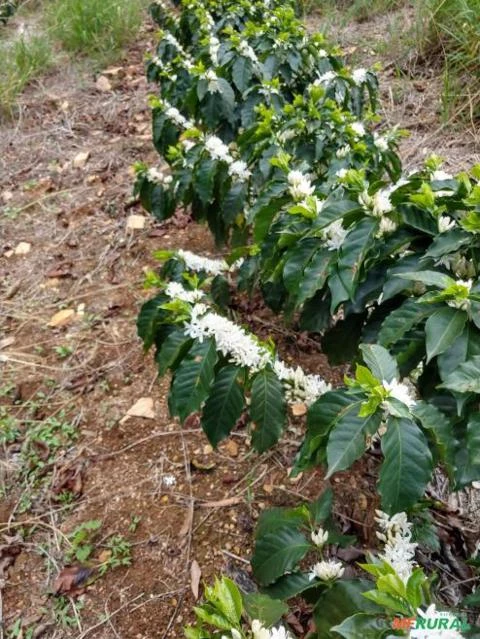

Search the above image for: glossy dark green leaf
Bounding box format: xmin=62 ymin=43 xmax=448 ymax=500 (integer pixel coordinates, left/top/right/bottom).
xmin=441 ymin=355 xmax=480 ymax=393
xmin=379 ymin=418 xmax=433 ymax=513
xmin=250 ymin=368 xmax=286 ymax=453
xmin=360 ymin=343 xmax=399 ymax=382
xmin=201 ymin=365 xmax=245 ymax=447
xmin=425 ymin=308 xmax=467 ymax=362
xmin=169 ymin=339 xmax=218 ymax=422
xmin=251 ymin=527 xmax=310 ymax=586
xmin=155 ymin=329 xmax=193 ymax=375
xmin=242 ymin=593 xmax=287 ymax=627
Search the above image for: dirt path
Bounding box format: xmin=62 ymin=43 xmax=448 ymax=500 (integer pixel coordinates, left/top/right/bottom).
xmin=1 ymin=6 xmax=479 ymax=639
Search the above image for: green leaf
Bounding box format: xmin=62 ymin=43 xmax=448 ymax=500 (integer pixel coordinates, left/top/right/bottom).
xmin=440 ymin=354 xmax=480 ymax=393
xmin=360 ymin=344 xmax=399 ymax=382
xmin=232 ymin=56 xmax=253 ymax=93
xmin=169 ymin=339 xmax=218 ymax=422
xmin=214 ymin=577 xmax=243 ymax=624
xmin=201 ymin=365 xmax=245 ymax=447
xmin=362 ymin=590 xmax=412 ymax=616
xmin=251 ymin=527 xmax=311 ymax=586
xmin=326 ymin=410 xmax=382 ymax=478
xmin=283 ymin=239 xmax=318 ymax=294
xmin=313 ymin=199 xmax=362 ymax=230
xmin=313 ymin=580 xmax=383 ymax=638
xmin=243 ymin=593 xmax=287 ymax=627
xmin=425 ymin=308 xmax=467 ymax=362
xmin=395 ymin=270 xmax=454 ymax=289
xmin=250 ymin=368 xmax=286 ymax=453
xmin=261 ymin=572 xmax=315 ymax=600
xmin=296 ymin=248 xmax=332 ymax=305
xmin=406 ymin=568 xmax=427 ymax=609
xmin=337 ymin=218 xmax=378 ymax=296
xmin=378 ymin=299 xmax=433 ymax=348
xmin=455 ymin=414 xmax=480 ymax=487
xmin=331 ymin=613 xmax=392 ymax=638
xmin=155 ymin=329 xmax=192 ymax=375
xmin=255 ymin=505 xmax=309 ymax=539
xmin=425 ymin=228 xmax=470 ymax=258
xmin=309 ymin=487 xmax=333 ymax=524
xmin=194 ymin=156 xmax=217 ymax=205
xmin=379 ymin=418 xmax=433 ymax=513
xmin=412 ymin=401 xmax=456 ymax=474
xmin=137 ymin=294 xmax=168 ymax=351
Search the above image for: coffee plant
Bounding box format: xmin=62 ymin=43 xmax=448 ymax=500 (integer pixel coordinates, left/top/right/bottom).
xmin=136 ymin=0 xmax=480 ymax=635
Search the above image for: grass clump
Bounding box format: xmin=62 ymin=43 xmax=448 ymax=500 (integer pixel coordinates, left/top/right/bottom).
xmin=0 ymin=32 xmax=53 ymax=116
xmin=46 ymin=0 xmax=147 ymax=64
xmin=415 ymin=0 xmax=480 ymax=119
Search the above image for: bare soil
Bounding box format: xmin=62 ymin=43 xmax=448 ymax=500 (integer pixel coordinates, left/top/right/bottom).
xmin=1 ymin=6 xmax=479 ymax=639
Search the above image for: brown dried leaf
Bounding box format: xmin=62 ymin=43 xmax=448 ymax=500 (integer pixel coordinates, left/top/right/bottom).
xmin=198 ymin=497 xmax=243 ymax=508
xmin=54 ymin=565 xmax=93 ymax=596
xmin=73 ymin=151 xmax=90 ymax=169
xmin=179 ymin=501 xmax=194 ymax=541
xmin=224 ymin=440 xmax=239 ymax=458
xmin=120 ymin=397 xmax=155 ymax=423
xmin=48 ymin=309 xmax=75 ymax=327
xmin=51 ymin=461 xmax=84 ymax=498
xmin=190 ymin=560 xmax=202 ymax=600
xmin=95 ymin=75 xmax=112 ymax=92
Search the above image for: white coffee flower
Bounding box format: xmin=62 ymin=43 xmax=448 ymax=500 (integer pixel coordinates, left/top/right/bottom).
xmin=336 ymin=144 xmax=351 ymax=158
xmin=350 ymin=121 xmax=366 ymax=137
xmin=375 ymin=510 xmax=417 ymax=584
xmin=205 ymin=69 xmax=218 ymax=81
xmin=336 ymin=168 xmax=348 ymax=179
xmin=165 ymin=282 xmax=205 ymax=303
xmin=373 ymin=133 xmax=389 ymax=152
xmin=372 ymin=189 xmax=393 ymax=216
xmin=177 ymin=249 xmax=229 ymax=276
xmin=185 ymin=306 xmax=272 ymax=371
xmin=251 ymin=621 xmax=294 ymax=639
xmin=182 ymin=139 xmax=196 ymax=152
xmin=147 ymin=167 xmax=171 ymax=184
xmin=205 ymin=135 xmax=233 ymax=163
xmin=352 ymin=68 xmax=368 ymax=85
xmin=165 ymin=106 xmax=188 ymax=127
xmin=311 ymin=527 xmax=329 ymax=548
xmin=432 ymin=169 xmax=453 ymax=181
xmin=315 ymin=70 xmax=336 ymax=85
xmin=318 ymin=48 xmax=328 ymax=58
xmin=228 ymin=160 xmax=251 ymax=181
xmin=438 ymin=215 xmax=456 ymax=233
xmin=273 ymin=361 xmax=331 ymax=406
xmin=209 ymin=36 xmax=220 ymax=64
xmin=238 ymin=39 xmax=258 ymax=63
xmin=287 ymin=170 xmax=314 ymax=201
xmin=309 ymin=560 xmax=344 ymax=581
xmin=382 ymin=379 xmax=416 ymax=408
xmin=324 ymin=220 xmax=348 ymax=251
xmin=378 ymin=217 xmax=397 ymax=235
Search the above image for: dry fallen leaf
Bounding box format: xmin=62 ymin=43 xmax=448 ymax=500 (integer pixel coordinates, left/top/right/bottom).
xmin=198 ymin=496 xmax=243 ymax=508
xmin=48 ymin=309 xmax=75 ymax=328
xmin=190 ymin=560 xmax=202 ymax=600
xmin=14 ymin=241 xmax=31 ymax=255
xmin=291 ymin=402 xmax=307 ymax=417
xmin=95 ymin=75 xmax=112 ymax=92
xmin=1 ymin=190 xmax=13 ymax=203
xmin=126 ymin=214 xmax=146 ymax=230
xmin=0 ymin=336 xmax=15 ymax=350
xmin=73 ymin=151 xmax=90 ymax=169
xmin=54 ymin=565 xmax=93 ymax=596
xmin=179 ymin=501 xmax=194 ymax=541
xmin=120 ymin=397 xmax=155 ymax=423
xmin=224 ymin=440 xmax=239 ymax=458
xmin=103 ymin=66 xmax=124 ymax=76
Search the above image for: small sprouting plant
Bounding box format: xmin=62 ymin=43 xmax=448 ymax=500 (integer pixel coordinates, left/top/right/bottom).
xmin=54 ymin=345 xmax=73 ymax=359
xmin=97 ymin=534 xmax=132 ymax=576
xmin=66 ymin=519 xmax=102 ymax=563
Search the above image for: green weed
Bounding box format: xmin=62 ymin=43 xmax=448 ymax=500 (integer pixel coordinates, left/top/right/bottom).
xmin=46 ymin=0 xmax=147 ymax=64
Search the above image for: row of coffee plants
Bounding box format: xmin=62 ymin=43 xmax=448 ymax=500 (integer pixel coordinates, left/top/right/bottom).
xmin=136 ymin=0 xmax=480 ymax=635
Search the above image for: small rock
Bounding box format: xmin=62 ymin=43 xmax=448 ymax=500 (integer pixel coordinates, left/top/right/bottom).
xmin=126 ymin=214 xmax=146 ymax=230
xmin=49 ymin=309 xmax=75 ymax=327
xmin=225 ymin=440 xmax=239 ymax=458
xmin=1 ymin=190 xmax=13 ymax=203
xmin=73 ymin=151 xmax=90 ymax=169
xmin=96 ymin=75 xmax=112 ymax=92
xmin=291 ymin=402 xmax=307 ymax=417
xmin=14 ymin=242 xmax=31 ymax=255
